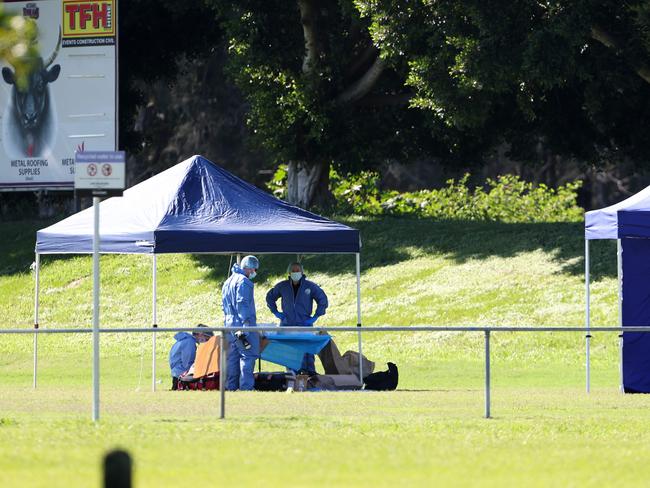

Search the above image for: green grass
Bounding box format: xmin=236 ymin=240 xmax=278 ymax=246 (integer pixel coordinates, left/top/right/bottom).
xmin=0 ymin=217 xmax=629 ymax=486
xmin=2 ymin=387 xmax=650 ymax=487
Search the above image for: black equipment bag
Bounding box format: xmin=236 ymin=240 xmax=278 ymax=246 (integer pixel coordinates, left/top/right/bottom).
xmin=254 ymin=372 xmax=291 ymax=391
xmin=363 ymin=362 xmax=398 ymax=391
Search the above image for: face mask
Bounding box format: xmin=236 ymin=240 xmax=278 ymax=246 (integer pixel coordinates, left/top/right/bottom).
xmin=290 ymin=272 xmax=303 ymax=282
xmin=248 ymin=271 xmax=257 ymax=280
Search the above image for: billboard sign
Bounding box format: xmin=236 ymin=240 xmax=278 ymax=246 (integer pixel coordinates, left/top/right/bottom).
xmin=74 ymin=150 xmax=124 ymax=196
xmin=0 ymin=0 xmax=117 ymax=190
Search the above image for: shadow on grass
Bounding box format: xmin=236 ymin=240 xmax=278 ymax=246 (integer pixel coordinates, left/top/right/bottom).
xmin=3 ymin=217 xmax=616 ymax=281
xmin=0 ymin=219 xmax=82 ymax=277
xmin=193 ymin=218 xmax=616 ymax=283
xmin=0 ymin=219 xmax=49 ymax=276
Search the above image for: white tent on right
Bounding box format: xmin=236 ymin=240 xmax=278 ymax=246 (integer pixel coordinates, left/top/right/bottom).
xmin=585 ymin=185 xmax=650 ymax=393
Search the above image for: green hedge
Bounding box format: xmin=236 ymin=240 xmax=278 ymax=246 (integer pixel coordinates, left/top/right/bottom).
xmin=268 ymin=166 xmax=584 ymax=223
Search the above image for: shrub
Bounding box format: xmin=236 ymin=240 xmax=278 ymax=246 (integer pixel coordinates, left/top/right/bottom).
xmin=267 ymin=165 xmax=584 ymax=223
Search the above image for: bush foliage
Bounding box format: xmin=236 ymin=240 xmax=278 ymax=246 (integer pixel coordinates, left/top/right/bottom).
xmin=268 ymin=166 xmax=583 ymax=223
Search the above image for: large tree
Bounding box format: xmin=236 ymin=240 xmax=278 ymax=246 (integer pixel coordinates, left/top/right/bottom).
xmin=210 ymin=1 xmax=454 ymax=207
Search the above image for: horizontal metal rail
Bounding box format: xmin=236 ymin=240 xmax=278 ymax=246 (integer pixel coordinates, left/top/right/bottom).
xmin=0 ymin=325 xmax=649 ymax=334
xmin=4 ymin=325 xmax=643 ymax=420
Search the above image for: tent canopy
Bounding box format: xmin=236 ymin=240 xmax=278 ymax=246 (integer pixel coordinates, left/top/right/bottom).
xmin=585 ymin=187 xmax=650 ymax=393
xmin=36 ymin=155 xmax=360 ymax=254
xmin=585 ymin=185 xmax=650 ymax=239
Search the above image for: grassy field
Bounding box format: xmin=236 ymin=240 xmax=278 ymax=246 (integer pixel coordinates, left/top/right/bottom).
xmin=3 ymin=387 xmax=650 ymax=487
xmin=0 ymin=217 xmax=631 ymax=486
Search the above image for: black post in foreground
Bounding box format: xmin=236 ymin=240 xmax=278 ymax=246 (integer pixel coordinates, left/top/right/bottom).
xmin=104 ymin=449 xmax=132 ymax=488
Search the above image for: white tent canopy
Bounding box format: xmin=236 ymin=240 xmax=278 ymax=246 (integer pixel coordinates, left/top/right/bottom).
xmin=585 ymin=185 xmax=650 ymax=240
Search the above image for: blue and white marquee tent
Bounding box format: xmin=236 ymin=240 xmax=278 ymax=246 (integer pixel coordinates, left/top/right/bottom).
xmin=33 ymin=155 xmax=363 ymax=389
xmin=585 ymin=185 xmax=650 ymax=393
xmin=36 ymin=155 xmax=360 ymax=254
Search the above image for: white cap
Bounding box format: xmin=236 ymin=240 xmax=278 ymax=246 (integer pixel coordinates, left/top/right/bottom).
xmin=241 ymin=255 xmax=259 ymax=269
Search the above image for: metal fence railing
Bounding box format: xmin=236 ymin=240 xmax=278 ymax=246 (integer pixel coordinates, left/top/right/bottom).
xmin=0 ymin=325 xmax=644 ymax=420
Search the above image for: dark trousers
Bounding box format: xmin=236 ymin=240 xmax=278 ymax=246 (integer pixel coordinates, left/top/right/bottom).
xmin=171 ymin=377 xmax=179 ymax=390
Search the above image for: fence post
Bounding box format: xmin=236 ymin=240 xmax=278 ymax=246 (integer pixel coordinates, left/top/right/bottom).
xmin=152 ymin=254 xmax=157 ymax=392
xmin=585 ymin=238 xmax=591 ymax=393
xmin=33 ymin=252 xmax=40 ymax=389
xmin=220 ymin=330 xmax=226 ymax=419
xmin=485 ymin=330 xmax=491 ymax=419
xmin=103 ymin=449 xmax=132 ymax=488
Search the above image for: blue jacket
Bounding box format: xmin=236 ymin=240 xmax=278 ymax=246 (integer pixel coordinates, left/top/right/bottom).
xmin=168 ymin=332 xmax=197 ymax=377
xmin=222 ymin=263 xmax=256 ymax=328
xmin=266 ymin=275 xmax=328 ymax=326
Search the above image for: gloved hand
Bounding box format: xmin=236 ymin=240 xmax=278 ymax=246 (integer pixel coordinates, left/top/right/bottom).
xmin=274 ymin=311 xmax=286 ymax=321
xmin=234 ymin=330 xmax=251 ymax=350
xmin=304 ymin=315 xmax=318 ymax=326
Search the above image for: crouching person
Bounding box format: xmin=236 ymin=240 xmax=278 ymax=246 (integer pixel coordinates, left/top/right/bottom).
xmin=168 ymin=324 xmax=213 ymax=390
xmin=221 ymin=255 xmax=260 ymax=391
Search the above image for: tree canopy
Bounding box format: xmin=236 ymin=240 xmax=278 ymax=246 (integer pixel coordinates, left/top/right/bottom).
xmin=356 ymin=0 xmax=650 ymax=164
xmin=210 ymin=0 xmax=459 ymax=206
xmin=119 ymin=1 xmax=650 ymax=207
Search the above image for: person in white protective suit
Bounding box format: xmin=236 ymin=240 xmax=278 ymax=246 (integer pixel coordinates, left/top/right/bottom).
xmin=221 ymin=255 xmax=260 ymax=390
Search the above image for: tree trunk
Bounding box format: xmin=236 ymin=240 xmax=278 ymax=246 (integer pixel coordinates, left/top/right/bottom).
xmin=286 ymin=160 xmax=330 ymax=208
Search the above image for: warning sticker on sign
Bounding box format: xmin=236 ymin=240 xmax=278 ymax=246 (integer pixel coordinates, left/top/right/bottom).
xmin=75 ymin=151 xmax=125 ymax=196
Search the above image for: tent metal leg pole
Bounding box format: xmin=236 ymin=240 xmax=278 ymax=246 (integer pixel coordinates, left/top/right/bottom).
xmin=220 ymin=331 xmax=226 ymax=419
xmin=152 ymin=254 xmax=157 ymax=392
xmin=485 ymin=330 xmax=491 ymax=419
xmin=33 ymin=253 xmax=40 ymax=389
xmin=236 ymin=254 xmax=241 ymax=265
xmin=618 ymin=239 xmax=623 ymax=393
xmin=356 ymin=253 xmax=363 ymax=383
xmin=92 ymin=197 xmax=100 ymax=422
xmin=585 ymin=239 xmax=591 ymax=394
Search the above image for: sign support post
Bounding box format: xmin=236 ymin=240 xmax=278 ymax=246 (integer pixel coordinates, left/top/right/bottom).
xmin=92 ymin=196 xmax=100 ymax=422
xmin=75 ymin=151 xmax=125 ymax=422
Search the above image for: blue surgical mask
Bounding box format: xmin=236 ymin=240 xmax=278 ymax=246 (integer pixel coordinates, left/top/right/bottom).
xmin=290 ymin=272 xmax=302 ymax=282
xmin=248 ymin=271 xmax=257 ymax=280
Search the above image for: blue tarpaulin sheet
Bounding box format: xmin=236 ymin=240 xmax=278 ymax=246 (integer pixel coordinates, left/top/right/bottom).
xmin=36 ymin=155 xmax=360 ymax=254
xmin=260 ymin=333 xmax=331 ymax=371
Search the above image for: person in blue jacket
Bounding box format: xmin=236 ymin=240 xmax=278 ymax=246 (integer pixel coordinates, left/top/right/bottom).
xmin=168 ymin=324 xmax=213 ymax=390
xmin=266 ymin=262 xmax=328 ymax=375
xmin=222 ymin=255 xmax=260 ymax=390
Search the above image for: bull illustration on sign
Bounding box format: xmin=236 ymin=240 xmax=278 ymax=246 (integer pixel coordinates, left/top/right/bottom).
xmin=2 ymin=28 xmax=61 ymax=158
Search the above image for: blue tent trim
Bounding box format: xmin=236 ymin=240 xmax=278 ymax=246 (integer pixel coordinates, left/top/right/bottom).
xmin=260 ymin=333 xmax=331 ymax=371
xmin=36 ymin=155 xmax=360 ymax=254
xmin=621 ymin=238 xmax=650 ymax=392
xmin=618 ymin=210 xmax=650 ymax=239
